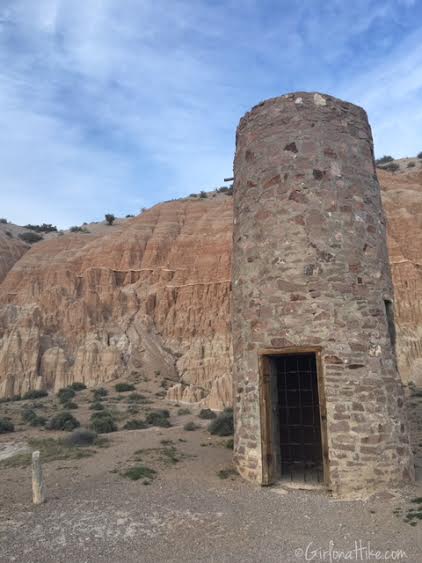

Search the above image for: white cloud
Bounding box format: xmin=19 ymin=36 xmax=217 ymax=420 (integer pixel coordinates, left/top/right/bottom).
xmin=0 ymin=0 xmax=421 ymax=226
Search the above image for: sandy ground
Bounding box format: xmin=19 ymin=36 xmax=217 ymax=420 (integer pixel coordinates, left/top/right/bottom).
xmin=0 ymin=424 xmax=421 ymax=562
xmin=1 ymin=377 xmax=421 ymax=563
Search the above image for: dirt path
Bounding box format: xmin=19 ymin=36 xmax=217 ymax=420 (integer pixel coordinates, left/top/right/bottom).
xmin=0 ymin=423 xmax=421 ymax=563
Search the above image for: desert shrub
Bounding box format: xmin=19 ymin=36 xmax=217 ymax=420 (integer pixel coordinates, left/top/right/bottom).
xmin=22 ymin=407 xmax=46 ymax=426
xmin=198 ymin=408 xmax=216 ymax=420
xmin=0 ymin=395 xmax=22 ymax=403
xmin=123 ymin=419 xmax=148 ymax=430
xmin=224 ymin=438 xmax=234 ymax=449
xmin=62 ymin=401 xmax=78 ymax=410
xmin=407 ymin=162 xmax=416 ymax=168
xmin=0 ymin=418 xmax=14 ymax=433
xmin=5 ymin=231 xmax=12 ymax=237
xmin=115 ymin=382 xmax=135 ymax=393
xmin=208 ymin=407 xmax=234 ymax=436
xmin=69 ymin=382 xmax=86 ymax=391
xmin=23 ymin=389 xmax=48 ymax=400
xmin=128 ymin=392 xmax=146 ymax=402
xmin=24 ymin=223 xmax=57 ymax=233
xmin=184 ymin=421 xmax=199 ymax=431
xmin=217 ymin=468 xmax=238 ymax=480
xmin=381 ymin=162 xmax=400 ymax=173
xmin=19 ymin=231 xmax=43 ymax=244
xmin=22 ymin=407 xmax=35 ymax=423
xmin=146 ymin=410 xmax=171 ymax=428
xmin=63 ymin=429 xmax=97 ymax=447
xmin=121 ymin=465 xmax=156 ymax=481
xmin=90 ymin=411 xmax=117 ymax=433
xmin=126 ymin=214 xmax=135 ymax=218
xmin=0 ymin=218 xmax=7 ymax=223
xmin=30 ymin=415 xmax=47 ymax=427
xmin=70 ymin=226 xmax=83 ymax=232
xmin=105 ymin=213 xmax=115 ymax=225
xmin=199 ymin=191 xmax=208 ymax=198
xmin=57 ymin=387 xmax=76 ymax=403
xmin=92 ymin=387 xmax=108 ymax=399
xmin=89 ymin=401 xmax=105 ymax=411
xmin=189 ymin=193 xmax=198 ymax=197
xmin=417 ymin=152 xmax=422 ymax=159
xmin=127 ymin=405 xmax=140 ymax=415
xmin=47 ymin=411 xmax=80 ymax=431
xmin=375 ymin=155 xmax=394 ymax=165
xmin=178 ymin=408 xmax=191 ymax=415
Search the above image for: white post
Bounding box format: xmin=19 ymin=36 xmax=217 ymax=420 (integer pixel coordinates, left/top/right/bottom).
xmin=32 ymin=451 xmax=46 ymax=504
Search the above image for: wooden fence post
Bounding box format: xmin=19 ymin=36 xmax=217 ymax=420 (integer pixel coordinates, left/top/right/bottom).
xmin=32 ymin=451 xmax=46 ymax=504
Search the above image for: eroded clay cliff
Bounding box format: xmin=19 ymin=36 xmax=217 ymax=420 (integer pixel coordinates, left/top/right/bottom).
xmin=380 ymin=168 xmax=422 ymax=385
xmin=0 ymin=166 xmax=421 ymax=405
xmin=0 ymin=229 xmax=28 ymax=284
xmin=0 ymin=197 xmax=232 ymax=407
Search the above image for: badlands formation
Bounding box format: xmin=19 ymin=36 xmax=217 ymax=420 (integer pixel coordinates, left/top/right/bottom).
xmin=0 ymin=164 xmax=421 ymax=407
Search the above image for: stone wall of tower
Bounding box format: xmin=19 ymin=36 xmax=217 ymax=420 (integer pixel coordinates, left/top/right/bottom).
xmin=232 ymin=92 xmax=414 ymax=497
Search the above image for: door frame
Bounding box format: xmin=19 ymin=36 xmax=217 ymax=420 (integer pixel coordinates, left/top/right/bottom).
xmin=258 ymin=346 xmax=329 ymax=488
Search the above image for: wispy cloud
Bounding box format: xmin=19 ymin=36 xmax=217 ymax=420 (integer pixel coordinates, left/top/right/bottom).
xmin=0 ymin=0 xmax=421 ymax=227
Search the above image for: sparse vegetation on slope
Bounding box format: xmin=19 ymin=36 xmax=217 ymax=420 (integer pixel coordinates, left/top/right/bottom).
xmin=208 ymin=408 xmax=234 ymax=436
xmin=47 ymin=411 xmax=80 ymax=431
xmin=0 ymin=418 xmax=14 ymax=433
xmin=18 ymin=232 xmax=43 ymax=244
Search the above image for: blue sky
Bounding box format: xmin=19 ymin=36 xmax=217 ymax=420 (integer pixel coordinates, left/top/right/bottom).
xmin=1 ymin=0 xmax=422 ymax=228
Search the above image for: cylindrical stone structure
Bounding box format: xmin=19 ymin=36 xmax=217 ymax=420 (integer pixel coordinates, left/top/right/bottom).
xmin=232 ymin=92 xmax=414 ymax=497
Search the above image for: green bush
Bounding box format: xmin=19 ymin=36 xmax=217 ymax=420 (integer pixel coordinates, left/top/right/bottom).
xmin=62 ymin=401 xmax=78 ymax=410
xmin=23 ymin=389 xmax=48 ymax=400
xmin=123 ymin=419 xmax=148 ymax=430
xmin=63 ymin=429 xmax=97 ymax=447
xmin=407 ymin=162 xmax=416 ymax=168
xmin=417 ymin=152 xmax=422 ymax=159
xmin=199 ymin=408 xmax=216 ymax=420
xmin=224 ymin=438 xmax=234 ymax=449
xmin=105 ymin=213 xmax=115 ymax=225
xmin=0 ymin=218 xmax=7 ymax=224
xmin=208 ymin=408 xmax=234 ymax=436
xmin=375 ymin=155 xmax=394 ymax=165
xmin=21 ymin=408 xmax=46 ymax=426
xmin=0 ymin=418 xmax=14 ymax=433
xmin=381 ymin=162 xmax=400 ymax=173
xmin=114 ymin=383 xmax=135 ymax=393
xmin=128 ymin=392 xmax=146 ymax=402
xmin=23 ymin=223 xmax=57 ymax=233
xmin=90 ymin=411 xmax=117 ymax=433
xmin=184 ymin=421 xmax=199 ymax=431
xmin=57 ymin=388 xmax=76 ymax=403
xmin=69 ymin=382 xmax=86 ymax=391
xmin=18 ymin=232 xmax=43 ymax=244
xmin=199 ymin=191 xmax=208 ymax=198
xmin=47 ymin=411 xmax=80 ymax=431
xmin=0 ymin=395 xmax=22 ymax=404
xmin=89 ymin=401 xmax=105 ymax=411
xmin=92 ymin=387 xmax=108 ymax=399
xmin=121 ymin=465 xmax=156 ymax=481
xmin=217 ymin=468 xmax=238 ymax=480
xmin=146 ymin=410 xmax=171 ymax=428
xmin=177 ymin=408 xmax=191 ymax=415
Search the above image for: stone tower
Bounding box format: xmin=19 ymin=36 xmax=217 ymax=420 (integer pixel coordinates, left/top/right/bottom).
xmin=232 ymin=92 xmax=414 ymax=497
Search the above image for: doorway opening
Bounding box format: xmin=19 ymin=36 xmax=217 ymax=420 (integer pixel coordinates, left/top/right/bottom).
xmin=259 ymin=349 xmax=327 ymax=487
